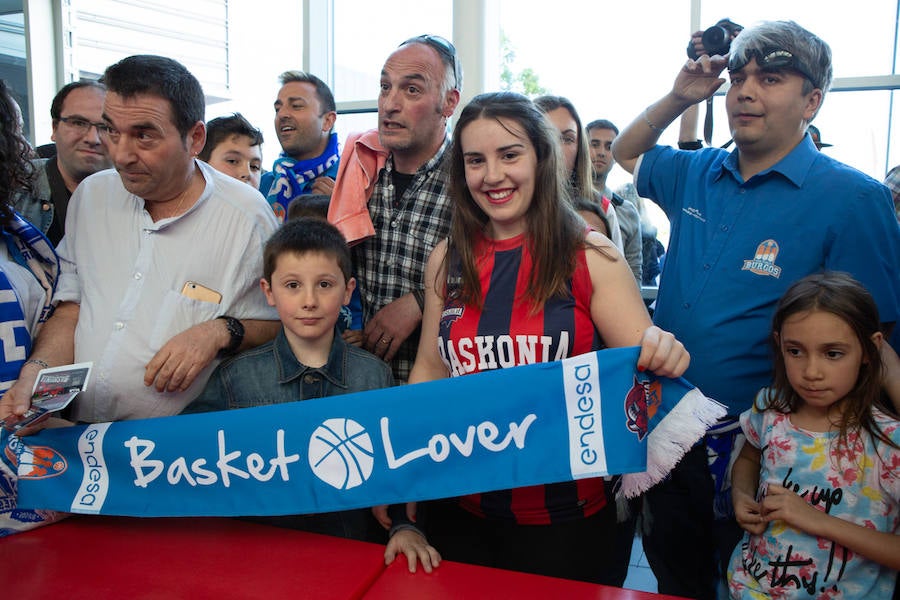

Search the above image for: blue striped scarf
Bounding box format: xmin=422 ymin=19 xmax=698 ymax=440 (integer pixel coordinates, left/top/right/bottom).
xmin=265 ymin=133 xmax=340 ymax=222
xmin=0 ymin=213 xmax=58 ymax=390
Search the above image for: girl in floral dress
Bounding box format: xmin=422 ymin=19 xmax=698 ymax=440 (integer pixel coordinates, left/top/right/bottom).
xmin=728 ymin=272 xmax=900 ymax=599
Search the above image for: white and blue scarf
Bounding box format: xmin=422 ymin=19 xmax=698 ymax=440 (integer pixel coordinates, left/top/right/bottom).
xmin=0 ymin=213 xmax=58 ymax=390
xmin=1 ymin=212 xmax=61 ymax=536
xmin=265 ymin=133 xmax=340 ymax=222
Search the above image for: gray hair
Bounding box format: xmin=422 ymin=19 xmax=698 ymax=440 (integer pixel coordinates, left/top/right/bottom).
xmin=730 ymin=21 xmax=833 ymax=96
xmin=399 ymin=36 xmax=462 ymax=97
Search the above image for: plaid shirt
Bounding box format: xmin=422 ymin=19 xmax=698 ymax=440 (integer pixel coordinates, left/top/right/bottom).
xmin=885 ymin=165 xmax=900 ymax=221
xmin=353 ymin=137 xmax=453 ymax=382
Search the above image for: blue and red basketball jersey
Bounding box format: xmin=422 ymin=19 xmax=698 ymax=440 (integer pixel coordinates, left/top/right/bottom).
xmin=437 ymin=233 xmax=606 ymax=525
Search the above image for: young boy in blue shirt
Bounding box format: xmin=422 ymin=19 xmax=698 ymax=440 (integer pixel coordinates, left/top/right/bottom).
xmin=186 ymin=218 xmax=396 ymax=542
xmin=190 ymin=217 xmax=392 ymax=411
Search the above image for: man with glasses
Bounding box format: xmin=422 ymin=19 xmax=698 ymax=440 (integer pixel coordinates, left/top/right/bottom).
xmin=613 ymin=20 xmax=900 ymax=599
xmin=1 ymin=55 xmax=279 ymax=424
xmin=15 ymin=82 xmax=112 ymax=244
xmin=328 ymin=35 xmax=461 ymax=384
xmin=260 ymin=71 xmax=339 ymax=222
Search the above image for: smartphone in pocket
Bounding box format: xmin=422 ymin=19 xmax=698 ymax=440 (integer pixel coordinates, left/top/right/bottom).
xmin=180 ymin=281 xmax=223 ymax=304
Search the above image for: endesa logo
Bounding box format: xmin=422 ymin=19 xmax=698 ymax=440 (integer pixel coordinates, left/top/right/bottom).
xmin=72 ymin=423 xmax=111 ymax=513
xmin=562 ymin=353 xmax=607 ymax=478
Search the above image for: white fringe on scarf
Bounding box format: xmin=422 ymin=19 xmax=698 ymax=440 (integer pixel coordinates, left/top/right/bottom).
xmin=619 ymin=388 xmax=727 ymax=499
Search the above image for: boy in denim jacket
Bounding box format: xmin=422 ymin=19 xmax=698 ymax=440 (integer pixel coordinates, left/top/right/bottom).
xmin=186 ymin=218 xmax=421 ymax=549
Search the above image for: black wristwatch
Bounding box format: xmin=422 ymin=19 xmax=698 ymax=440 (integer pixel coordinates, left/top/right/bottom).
xmin=217 ymin=315 xmax=244 ymax=357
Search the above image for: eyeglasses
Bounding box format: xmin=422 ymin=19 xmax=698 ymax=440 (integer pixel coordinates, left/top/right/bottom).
xmin=58 ymin=116 xmax=108 ymax=135
xmin=729 ymin=48 xmax=819 ymax=89
xmin=400 ymin=34 xmax=462 ymax=90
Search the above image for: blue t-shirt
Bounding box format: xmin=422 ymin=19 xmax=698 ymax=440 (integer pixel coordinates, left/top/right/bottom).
xmin=637 ymin=135 xmax=900 ymax=414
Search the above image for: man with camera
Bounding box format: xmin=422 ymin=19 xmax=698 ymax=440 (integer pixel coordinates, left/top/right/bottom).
xmin=613 ymin=20 xmax=900 ymax=599
xmin=677 ymin=19 xmax=742 ymax=150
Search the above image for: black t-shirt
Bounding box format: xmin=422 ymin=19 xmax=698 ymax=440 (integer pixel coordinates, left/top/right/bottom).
xmin=391 ymin=170 xmax=415 ymax=207
xmin=43 ymin=158 xmax=72 ymax=245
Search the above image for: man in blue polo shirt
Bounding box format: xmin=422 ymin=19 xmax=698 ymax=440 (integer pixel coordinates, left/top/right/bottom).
xmin=613 ymin=20 xmax=900 ymax=600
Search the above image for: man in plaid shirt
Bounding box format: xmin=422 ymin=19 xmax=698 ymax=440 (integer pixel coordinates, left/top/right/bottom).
xmin=330 ymin=35 xmax=462 ymax=383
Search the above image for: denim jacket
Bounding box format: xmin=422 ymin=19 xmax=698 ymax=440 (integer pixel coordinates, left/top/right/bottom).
xmin=13 ymin=159 xmax=54 ymax=237
xmin=185 ymin=327 xmax=394 ymax=413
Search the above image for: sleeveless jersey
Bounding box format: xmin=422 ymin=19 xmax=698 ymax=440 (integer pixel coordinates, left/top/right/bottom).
xmin=438 ymin=232 xmax=606 ymax=524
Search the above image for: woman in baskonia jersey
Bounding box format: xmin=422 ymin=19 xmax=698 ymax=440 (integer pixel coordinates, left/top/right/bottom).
xmin=385 ymin=92 xmax=691 ymax=583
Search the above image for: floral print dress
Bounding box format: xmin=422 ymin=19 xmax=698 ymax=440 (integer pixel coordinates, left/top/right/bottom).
xmin=727 ymin=389 xmax=900 ymax=599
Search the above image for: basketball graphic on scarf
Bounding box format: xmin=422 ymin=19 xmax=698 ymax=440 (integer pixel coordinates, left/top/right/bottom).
xmin=308 ymin=418 xmax=374 ymax=490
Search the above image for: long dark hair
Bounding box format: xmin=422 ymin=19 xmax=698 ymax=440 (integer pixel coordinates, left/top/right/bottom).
xmin=768 ymin=272 xmax=897 ymax=451
xmin=0 ymin=80 xmax=34 ymax=226
xmin=534 ymin=95 xmax=594 ymax=200
xmin=446 ymin=92 xmax=600 ymax=311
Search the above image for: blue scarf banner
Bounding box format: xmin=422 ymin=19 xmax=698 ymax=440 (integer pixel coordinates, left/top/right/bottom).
xmin=14 ymin=347 xmax=725 ymax=517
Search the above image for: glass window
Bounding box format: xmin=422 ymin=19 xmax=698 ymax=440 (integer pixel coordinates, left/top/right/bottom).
xmin=325 ymin=1 xmax=899 ymax=185
xmin=705 ymin=86 xmax=895 ymax=181
xmin=890 ymin=91 xmax=900 ymax=172
xmin=496 ymin=0 xmax=691 ymax=190
xmin=333 ymin=0 xmax=452 ymax=104
xmin=814 ymin=90 xmax=894 ymax=179
xmin=335 ymin=111 xmax=379 ymax=137
xmin=0 ymin=6 xmax=28 ymax=140
xmin=699 ymin=0 xmax=899 ymax=78
xmin=73 ymin=1 xmax=229 ymax=96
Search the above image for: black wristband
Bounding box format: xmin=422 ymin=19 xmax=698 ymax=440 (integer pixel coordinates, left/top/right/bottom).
xmin=412 ymin=289 xmax=426 ymax=312
xmin=216 ymin=316 xmax=244 ymax=357
xmin=678 ymin=140 xmax=703 ymax=151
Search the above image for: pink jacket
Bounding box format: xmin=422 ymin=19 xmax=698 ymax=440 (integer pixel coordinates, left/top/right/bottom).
xmin=327 ymin=129 xmax=389 ymax=245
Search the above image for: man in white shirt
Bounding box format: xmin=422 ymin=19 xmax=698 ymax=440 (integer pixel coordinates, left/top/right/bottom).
xmin=1 ymin=55 xmax=280 ymax=423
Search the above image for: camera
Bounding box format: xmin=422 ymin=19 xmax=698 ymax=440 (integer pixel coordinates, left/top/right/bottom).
xmin=687 ymin=18 xmax=743 ymax=60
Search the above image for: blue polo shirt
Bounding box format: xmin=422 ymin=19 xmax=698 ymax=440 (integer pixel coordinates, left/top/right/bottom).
xmin=637 ymin=135 xmax=900 ymax=414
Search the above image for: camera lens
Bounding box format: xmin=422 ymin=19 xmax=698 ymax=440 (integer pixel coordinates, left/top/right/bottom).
xmin=701 ymin=26 xmax=730 ymax=56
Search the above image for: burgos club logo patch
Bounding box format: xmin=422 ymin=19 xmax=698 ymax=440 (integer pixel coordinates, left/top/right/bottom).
xmin=741 ymin=239 xmax=782 ymax=278
xmin=5 ymin=434 xmax=67 ymax=480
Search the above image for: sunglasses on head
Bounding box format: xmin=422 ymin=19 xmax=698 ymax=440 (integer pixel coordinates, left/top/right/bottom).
xmin=729 ymin=47 xmax=819 ymax=89
xmin=400 ymin=34 xmax=462 ymax=89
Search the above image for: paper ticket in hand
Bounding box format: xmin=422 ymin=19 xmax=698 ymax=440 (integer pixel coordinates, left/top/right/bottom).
xmin=2 ymin=362 xmax=93 ymax=432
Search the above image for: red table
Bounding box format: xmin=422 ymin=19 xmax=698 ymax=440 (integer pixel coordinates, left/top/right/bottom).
xmin=2 ymin=516 xmax=686 ymax=599
xmin=365 ymin=557 xmax=685 ymax=600
xmin=1 ymin=515 xmax=386 ymax=599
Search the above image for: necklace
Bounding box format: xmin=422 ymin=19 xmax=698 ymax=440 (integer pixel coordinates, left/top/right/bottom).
xmin=148 ymin=167 xmax=200 ymax=221
xmin=167 ymin=195 xmax=187 ymax=218
xmin=149 ymin=191 xmax=191 ymax=221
